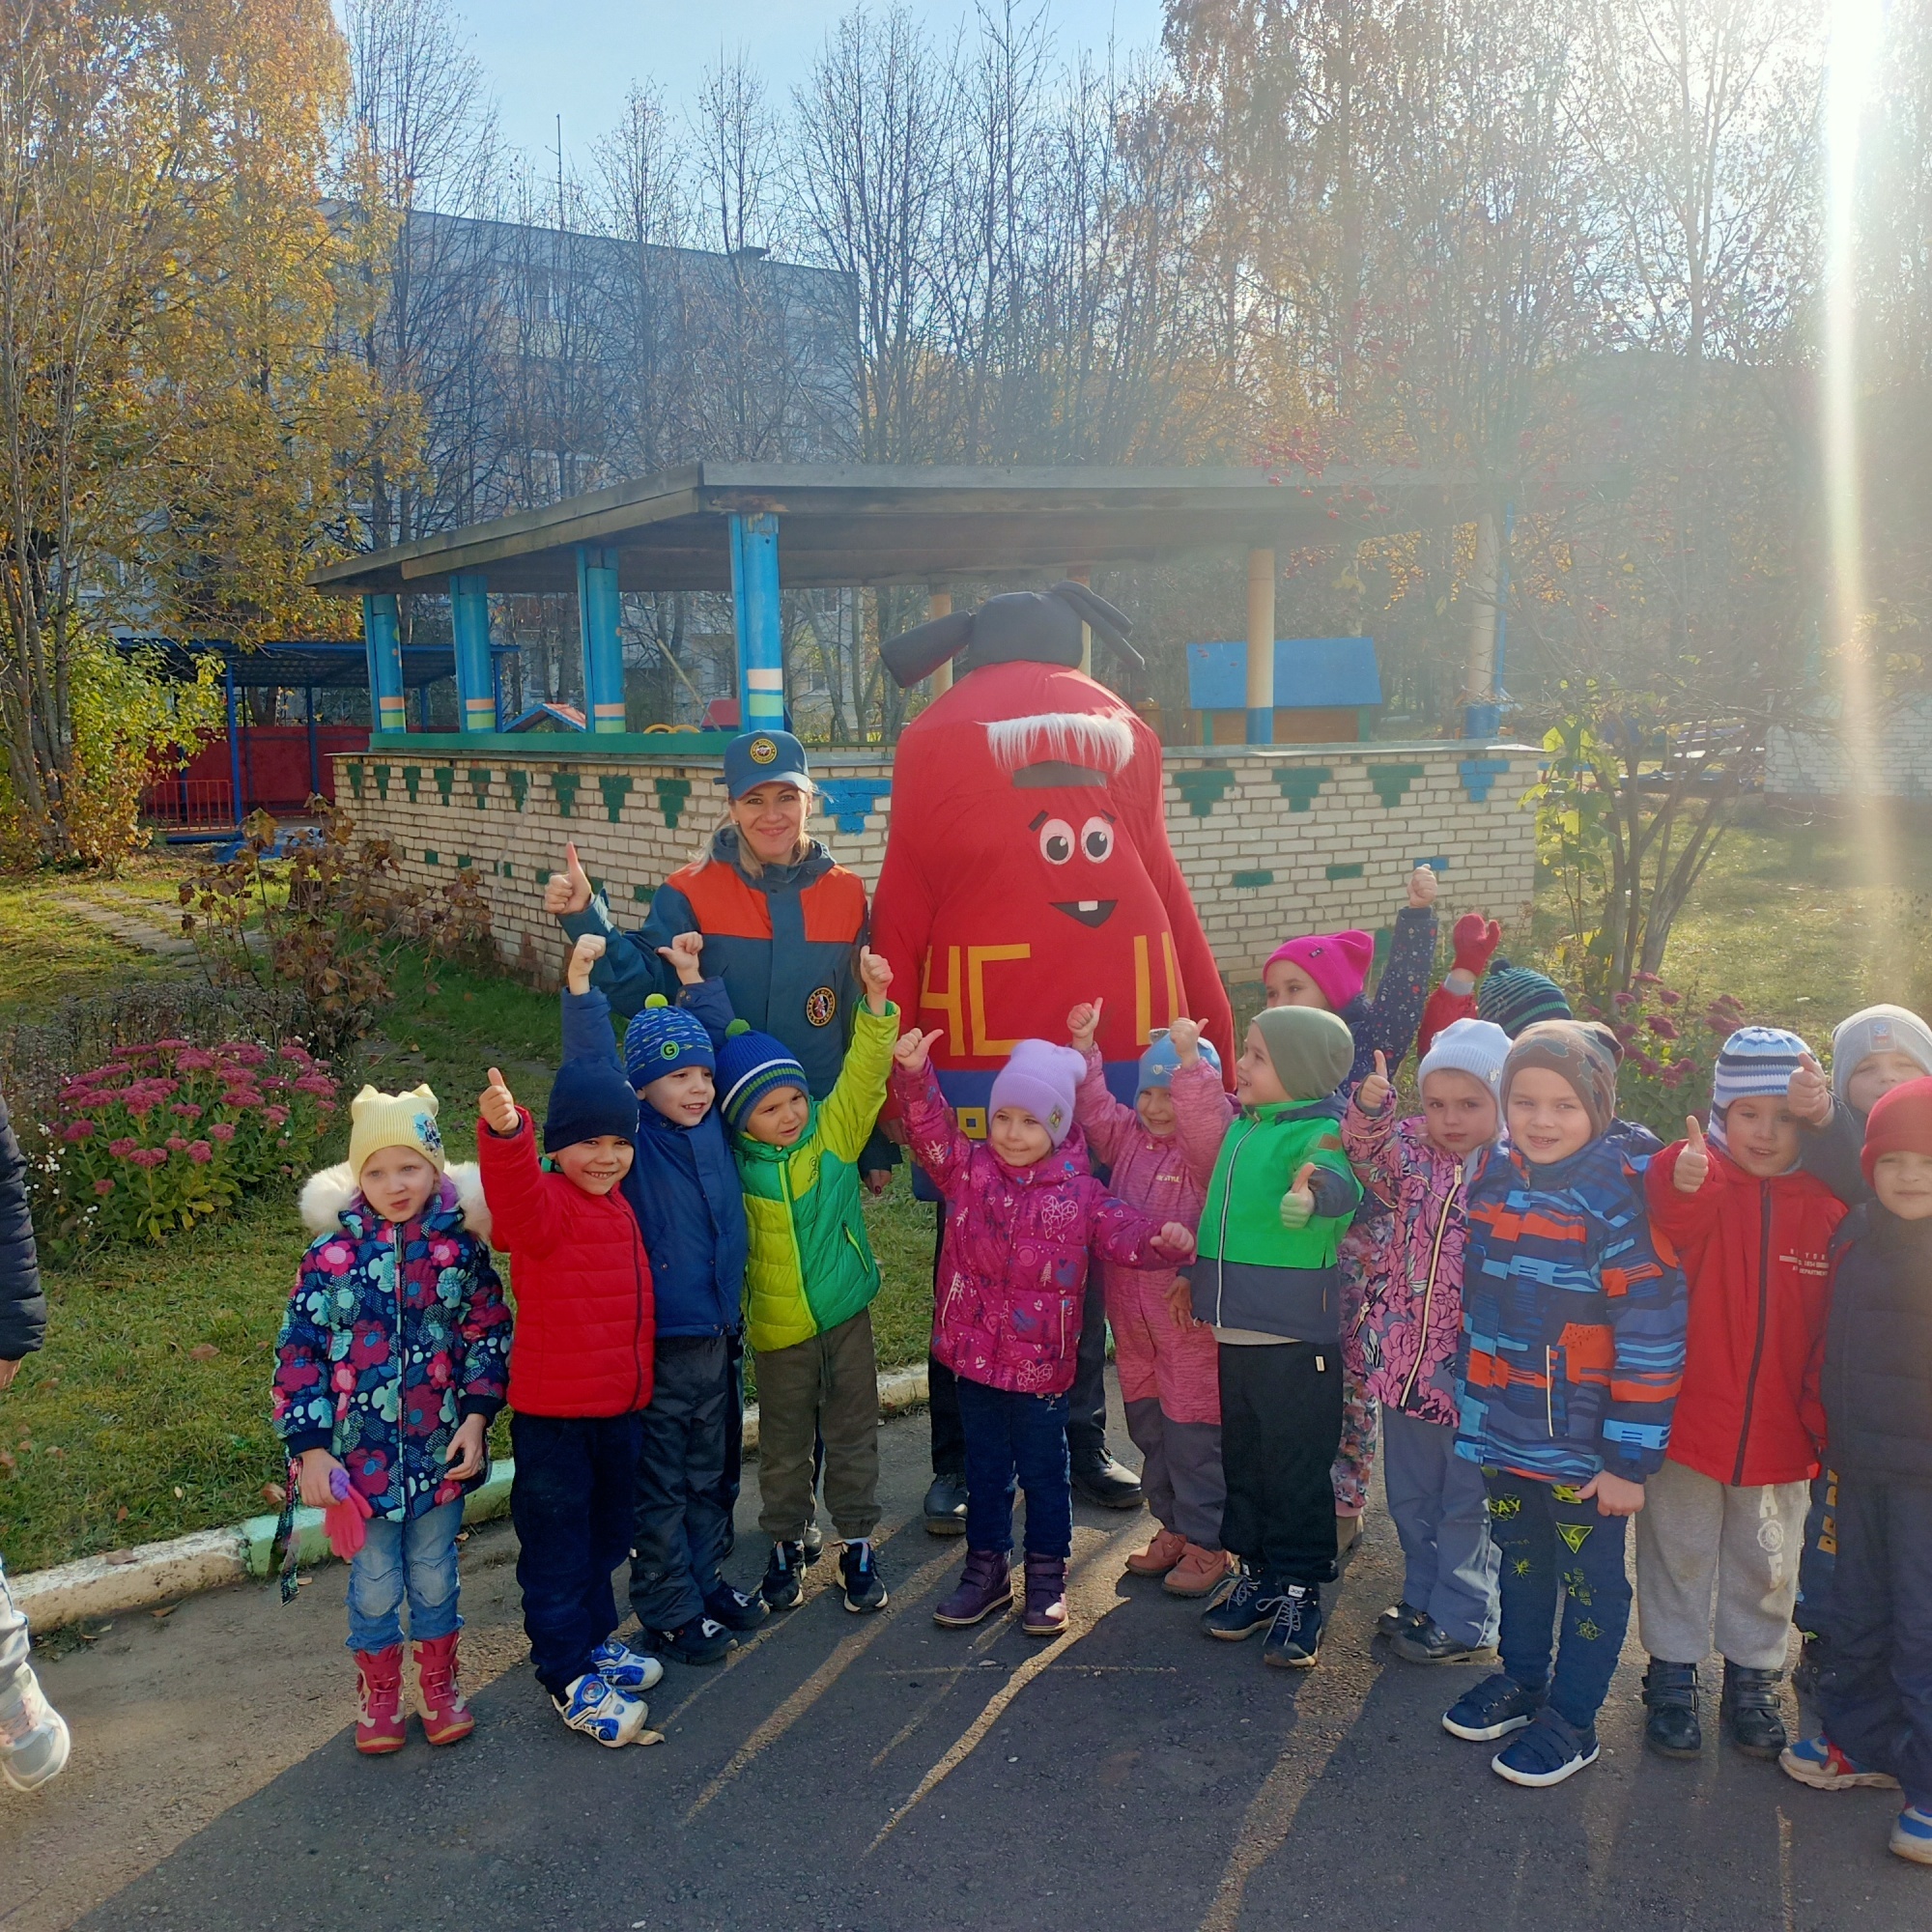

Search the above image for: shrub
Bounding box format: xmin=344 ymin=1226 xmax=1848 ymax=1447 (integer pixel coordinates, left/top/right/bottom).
xmin=24 ymin=1037 xmax=337 ymax=1249
xmin=1577 ymin=974 xmax=1746 ymax=1140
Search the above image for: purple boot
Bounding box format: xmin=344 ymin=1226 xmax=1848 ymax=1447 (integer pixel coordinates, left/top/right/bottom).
xmin=933 ymin=1549 xmax=1012 ymax=1628
xmin=1022 ymin=1554 xmax=1067 ymax=1637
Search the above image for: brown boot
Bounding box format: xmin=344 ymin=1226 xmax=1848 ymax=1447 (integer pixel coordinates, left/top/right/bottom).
xmin=1124 ymin=1528 xmax=1187 ymax=1577
xmin=412 ymin=1631 xmax=474 ymax=1746
xmin=1163 ymin=1544 xmax=1234 ymax=1597
xmin=353 ymin=1646 xmax=407 ymax=1755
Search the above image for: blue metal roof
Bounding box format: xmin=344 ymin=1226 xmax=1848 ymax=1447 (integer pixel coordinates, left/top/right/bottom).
xmin=1186 ymin=637 xmax=1382 ymax=711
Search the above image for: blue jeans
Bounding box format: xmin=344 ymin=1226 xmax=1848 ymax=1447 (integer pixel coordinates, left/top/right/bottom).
xmin=1485 ymin=1467 xmax=1632 ymax=1732
xmin=956 ymin=1378 xmax=1071 ymax=1559
xmin=345 ymin=1500 xmax=463 ymax=1653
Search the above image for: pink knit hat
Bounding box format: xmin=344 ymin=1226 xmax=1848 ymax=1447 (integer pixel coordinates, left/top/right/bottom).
xmin=989 ymin=1038 xmax=1087 ymax=1147
xmin=1264 ymin=930 xmax=1376 ymax=1012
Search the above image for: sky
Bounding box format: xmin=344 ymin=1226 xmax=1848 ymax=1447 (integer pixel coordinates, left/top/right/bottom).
xmin=440 ymin=0 xmax=1170 ymax=170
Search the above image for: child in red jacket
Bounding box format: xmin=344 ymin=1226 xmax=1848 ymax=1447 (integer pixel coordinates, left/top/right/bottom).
xmin=1636 ymin=1028 xmax=1847 ymax=1761
xmin=479 ymin=950 xmax=662 ymax=1750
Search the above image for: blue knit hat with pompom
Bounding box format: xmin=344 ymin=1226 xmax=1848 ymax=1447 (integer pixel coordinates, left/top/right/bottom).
xmin=623 ymin=994 xmax=715 ymax=1088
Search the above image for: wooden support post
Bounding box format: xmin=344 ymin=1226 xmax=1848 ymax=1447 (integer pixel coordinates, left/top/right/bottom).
xmin=927 ymin=589 xmax=953 ymax=694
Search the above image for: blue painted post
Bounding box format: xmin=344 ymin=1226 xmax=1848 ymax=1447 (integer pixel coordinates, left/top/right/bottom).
xmin=450 ymin=573 xmax=497 ymax=736
xmin=1245 ymin=548 xmax=1275 ymax=745
xmin=730 ymin=512 xmax=785 ymax=730
xmin=576 ymin=545 xmax=626 ymax=734
xmin=362 ymin=594 xmax=407 ymax=737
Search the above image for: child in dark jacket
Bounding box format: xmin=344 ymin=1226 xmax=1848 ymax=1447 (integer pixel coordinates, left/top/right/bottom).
xmin=894 ymin=1031 xmax=1196 ymax=1639
xmin=1780 ymin=1078 xmax=1932 ymax=1868
xmin=560 ymin=930 xmax=758 ymax=1667
xmin=479 ymin=1029 xmax=663 ymax=1749
xmin=1444 ymin=1020 xmax=1687 ymax=1788
xmin=1636 ymin=1028 xmax=1845 ymax=1763
xmin=275 ymin=1085 xmax=511 ymax=1755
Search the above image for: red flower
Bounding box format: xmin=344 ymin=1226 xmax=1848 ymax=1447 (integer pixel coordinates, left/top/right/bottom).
xmin=208 ymin=1121 xmax=237 ymax=1142
xmin=61 ymin=1120 xmax=96 ymax=1143
xmin=1658 ymin=988 xmax=1683 ymax=1007
xmin=109 ymin=1138 xmax=138 ymax=1159
xmin=175 ymin=1048 xmax=217 ymax=1071
xmin=170 ymin=1103 xmax=203 ymax=1121
xmin=1612 ymin=991 xmax=1636 ymax=1009
xmin=1647 ymin=1016 xmax=1680 ymax=1040
xmin=186 ymin=1141 xmax=213 ymax=1164
xmin=94 ymin=1178 xmax=116 ymax=1196
xmin=128 ymin=1148 xmax=168 ymax=1170
xmin=165 ymin=1135 xmax=186 ymax=1153
xmin=264 ymin=1105 xmax=289 ymax=1126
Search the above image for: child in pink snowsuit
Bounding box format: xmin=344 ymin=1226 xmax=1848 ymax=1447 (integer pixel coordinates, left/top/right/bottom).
xmin=1069 ymin=1002 xmax=1234 ymax=1596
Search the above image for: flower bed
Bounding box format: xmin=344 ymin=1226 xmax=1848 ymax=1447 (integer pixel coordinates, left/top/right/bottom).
xmin=28 ymin=1037 xmax=338 ymax=1249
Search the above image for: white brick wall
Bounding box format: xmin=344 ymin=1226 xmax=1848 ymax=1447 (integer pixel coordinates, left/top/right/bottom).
xmin=332 ymin=740 xmax=1538 ymax=984
xmin=1766 ymin=699 xmax=1932 ymax=800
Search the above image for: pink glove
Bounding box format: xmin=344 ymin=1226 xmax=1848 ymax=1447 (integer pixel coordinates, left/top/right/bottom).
xmin=1451 ymin=913 xmax=1502 ymax=977
xmin=325 ymin=1466 xmax=373 ymax=1561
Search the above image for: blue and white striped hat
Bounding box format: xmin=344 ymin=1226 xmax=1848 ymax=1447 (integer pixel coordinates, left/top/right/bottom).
xmin=1711 ymin=1027 xmax=1811 ymax=1114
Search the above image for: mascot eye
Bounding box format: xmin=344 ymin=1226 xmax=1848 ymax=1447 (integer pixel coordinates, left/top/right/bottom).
xmin=1081 ymin=816 xmax=1114 ymax=862
xmin=1037 ymin=817 xmax=1075 ymax=865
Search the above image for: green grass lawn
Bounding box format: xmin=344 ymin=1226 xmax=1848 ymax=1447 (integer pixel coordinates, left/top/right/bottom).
xmin=0 ymin=865 xmax=185 ymax=1021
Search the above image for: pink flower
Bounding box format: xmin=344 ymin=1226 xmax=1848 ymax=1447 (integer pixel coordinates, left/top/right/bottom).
xmin=186 ymin=1141 xmax=213 ymax=1164
xmin=128 ymin=1148 xmax=168 ymax=1170
xmin=217 ymin=1041 xmax=270 ymax=1065
xmin=1647 ymin=1016 xmax=1680 ymax=1040
xmin=317 ymin=1240 xmax=355 ymax=1272
xmin=293 ymin=1073 xmax=335 ymax=1097
xmin=61 ymin=1120 xmax=96 ymax=1143
xmin=280 ymin=1043 xmax=313 ymax=1066
xmin=1659 ymin=988 xmax=1683 ymax=1007
xmin=175 ymin=1048 xmax=217 ymax=1071
xmin=261 ymin=1076 xmax=286 ymax=1093
xmin=264 ymin=1105 xmax=289 ymax=1126
xmin=94 ymin=1178 xmax=115 ymax=1196
xmin=109 ymin=1138 xmax=138 ymax=1158
xmin=165 ymin=1135 xmax=186 ymax=1153
xmin=170 ymin=1103 xmax=203 ymax=1121
xmin=316 ymin=1098 xmax=336 ymax=1115
xmin=208 ymin=1121 xmax=236 ymax=1142
xmin=152 ymin=1038 xmax=189 ymax=1051
xmin=1612 ymin=991 xmax=1636 ymax=1009
xmin=124 ymin=1090 xmax=159 ymax=1119
xmin=1634 ymin=970 xmax=1662 ymax=985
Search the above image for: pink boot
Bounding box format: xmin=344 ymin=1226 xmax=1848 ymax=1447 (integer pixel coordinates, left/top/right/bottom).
xmin=412 ymin=1631 xmax=474 ymax=1746
xmin=933 ymin=1549 xmax=1012 ymax=1628
xmin=353 ymin=1646 xmax=407 ymax=1755
xmin=1022 ymin=1554 xmax=1067 ymax=1637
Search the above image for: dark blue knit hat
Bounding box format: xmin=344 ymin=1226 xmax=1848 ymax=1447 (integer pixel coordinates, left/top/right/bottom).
xmin=716 ymin=1021 xmax=809 ymax=1134
xmin=624 ymin=994 xmax=715 ymax=1088
xmin=544 ymin=1055 xmax=640 ymax=1153
xmin=1478 ymin=957 xmax=1573 ymax=1037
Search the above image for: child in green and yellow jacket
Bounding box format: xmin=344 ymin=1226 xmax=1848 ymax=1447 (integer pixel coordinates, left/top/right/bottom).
xmin=715 ymin=946 xmax=899 ymax=1615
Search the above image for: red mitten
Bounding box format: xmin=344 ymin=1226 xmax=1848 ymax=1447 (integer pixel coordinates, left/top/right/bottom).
xmin=1451 ymin=913 xmax=1502 ymax=977
xmin=325 ymin=1471 xmax=373 ymax=1561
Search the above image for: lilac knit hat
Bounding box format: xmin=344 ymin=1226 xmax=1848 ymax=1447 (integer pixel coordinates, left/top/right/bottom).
xmin=989 ymin=1038 xmax=1087 ymax=1146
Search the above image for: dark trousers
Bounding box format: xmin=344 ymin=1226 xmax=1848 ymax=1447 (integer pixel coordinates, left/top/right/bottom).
xmin=928 ymin=1203 xmax=1107 ymax=1473
xmin=628 ymin=1334 xmax=732 ymax=1632
xmin=1817 ymin=1474 xmax=1932 ymax=1808
xmin=1218 ymin=1342 xmax=1344 ymax=1588
xmin=1485 ymin=1466 xmax=1633 ymax=1733
xmin=510 ymin=1409 xmax=641 ymax=1700
xmin=1796 ymin=1467 xmax=1837 ymax=1639
xmin=957 ymin=1377 xmax=1073 ymax=1558
xmin=719 ymin=1332 xmax=746 ymax=1557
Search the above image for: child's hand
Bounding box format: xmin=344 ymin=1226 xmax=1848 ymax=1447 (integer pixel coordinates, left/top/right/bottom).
xmin=858 ymin=946 xmax=893 ymax=1013
xmin=1166 ymin=1276 xmax=1197 ymax=1329
xmin=442 ymin=1413 xmax=488 ymax=1482
xmin=1674 ymin=1116 xmax=1711 ymax=1193
xmin=295 ymin=1448 xmax=345 ymax=1511
xmin=1406 ymin=865 xmax=1438 ymax=910
xmin=893 ymin=1027 xmax=945 ymax=1074
xmin=655 ymin=929 xmax=704 ymax=986
xmin=542 ymin=841 xmax=593 ymax=916
xmin=1066 ymin=998 xmax=1103 ymax=1052
xmin=1279 ymin=1161 xmax=1319 ymax=1229
xmin=1787 ymin=1053 xmax=1833 ymax=1126
xmin=1450 ymin=911 xmax=1501 ymax=977
xmin=1578 ymin=1469 xmax=1646 ymax=1518
xmin=479 ymin=1066 xmax=520 ymax=1137
xmin=1356 ymin=1050 xmax=1393 ymax=1114
xmin=566 ymin=931 xmax=607 ymax=996
xmin=1151 ymin=1221 xmax=1196 ymax=1263
xmin=1167 ymin=1016 xmax=1203 ymax=1065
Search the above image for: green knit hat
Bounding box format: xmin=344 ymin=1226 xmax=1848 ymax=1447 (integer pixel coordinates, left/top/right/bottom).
xmin=1251 ymin=1006 xmax=1355 ymax=1101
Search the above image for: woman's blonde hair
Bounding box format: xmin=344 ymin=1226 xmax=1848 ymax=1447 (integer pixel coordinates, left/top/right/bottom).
xmin=695 ymin=776 xmax=817 ymax=875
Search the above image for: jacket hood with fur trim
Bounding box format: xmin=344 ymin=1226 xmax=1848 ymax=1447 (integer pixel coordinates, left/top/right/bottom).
xmin=299 ymin=1159 xmax=491 ymax=1247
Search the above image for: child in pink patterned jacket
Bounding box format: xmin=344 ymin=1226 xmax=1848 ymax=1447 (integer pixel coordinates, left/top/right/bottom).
xmin=1068 ymin=1001 xmax=1235 ymax=1597
xmin=891 ymin=1028 xmax=1196 ymax=1639
xmin=1342 ymin=1017 xmax=1510 ymax=1663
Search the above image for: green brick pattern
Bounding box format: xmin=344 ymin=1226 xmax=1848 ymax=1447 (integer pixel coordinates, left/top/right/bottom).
xmin=401 ymin=765 xmax=421 ymax=804
xmin=432 ymin=766 xmax=455 ymax=807
xmin=373 ymin=764 xmax=391 ymax=802
xmin=507 ymin=770 xmax=529 ymax=812
xmin=1325 ymin=862 xmax=1364 ymax=881
xmin=468 ymin=768 xmax=492 ymax=809
xmin=655 ymin=777 xmax=694 ymax=829
xmin=345 ymin=760 xmax=365 ymax=801
xmin=550 ymin=771 xmax=582 ymax=818
xmin=1275 ymin=766 xmax=1331 ymax=812
xmin=1367 ymin=763 xmax=1426 ymax=809
xmin=598 ymin=775 xmax=633 ymax=824
xmin=1173 ymin=768 xmax=1236 ymax=817
xmin=1230 ymin=868 xmax=1274 ymax=890
xmin=424 ymin=850 xmax=439 ymax=866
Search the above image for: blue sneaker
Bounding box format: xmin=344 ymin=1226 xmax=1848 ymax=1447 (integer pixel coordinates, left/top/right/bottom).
xmin=552 ymin=1672 xmax=648 ymax=1747
xmin=1443 ymin=1671 xmax=1544 ymax=1742
xmin=703 ymin=1583 xmax=770 ymax=1633
xmin=1492 ymin=1709 xmax=1600 ymax=1787
xmin=1202 ymin=1566 xmax=1282 ymax=1640
xmin=1261 ymin=1584 xmax=1322 ymax=1668
xmin=839 ymin=1539 xmax=889 ymax=1613
xmin=1779 ymin=1734 xmax=1901 ymax=1790
xmin=588 ymin=1638 xmax=664 ymax=1694
xmin=1891 ymin=1805 xmax=1932 ymax=1865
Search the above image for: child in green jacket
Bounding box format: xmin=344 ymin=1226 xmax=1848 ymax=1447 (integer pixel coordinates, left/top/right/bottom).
xmin=1180 ymin=1004 xmax=1361 ymax=1668
xmin=715 ymin=946 xmax=899 ymax=1615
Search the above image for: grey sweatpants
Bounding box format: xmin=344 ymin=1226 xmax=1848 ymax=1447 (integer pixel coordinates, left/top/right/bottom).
xmin=1380 ymin=1406 xmax=1499 ymax=1647
xmin=0 ymin=1553 xmax=43 ymax=1731
xmin=1124 ymin=1397 xmax=1225 ymax=1548
xmin=1635 ymin=1456 xmax=1809 ymax=1670
xmin=753 ymin=1308 xmax=880 ymax=1543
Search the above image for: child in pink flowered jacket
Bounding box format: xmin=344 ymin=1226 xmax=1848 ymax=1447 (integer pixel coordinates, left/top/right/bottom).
xmin=1067 ymin=1001 xmax=1235 ymax=1597
xmin=1341 ymin=1018 xmax=1510 ymax=1663
xmin=890 ymin=1028 xmax=1195 ymax=1639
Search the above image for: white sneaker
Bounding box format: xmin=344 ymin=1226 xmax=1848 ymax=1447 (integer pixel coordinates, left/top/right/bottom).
xmin=0 ymin=1675 xmax=71 ymax=1793
xmin=552 ymin=1671 xmax=648 ymax=1748
xmin=588 ymin=1637 xmax=665 ymax=1694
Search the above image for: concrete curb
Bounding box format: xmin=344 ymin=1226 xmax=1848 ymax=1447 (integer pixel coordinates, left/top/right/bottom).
xmin=16 ymin=1365 xmax=929 ymax=1634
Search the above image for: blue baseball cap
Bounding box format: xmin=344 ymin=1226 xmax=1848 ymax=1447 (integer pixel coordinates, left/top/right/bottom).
xmin=723 ymin=729 xmax=811 ymax=800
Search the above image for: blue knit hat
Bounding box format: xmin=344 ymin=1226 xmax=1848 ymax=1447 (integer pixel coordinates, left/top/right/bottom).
xmin=1479 ymin=957 xmax=1573 ymax=1037
xmin=1712 ymin=1026 xmax=1811 ymax=1111
xmin=544 ymin=1055 xmax=640 ymax=1153
xmin=1137 ymin=1030 xmax=1222 ymax=1094
xmin=716 ymin=1021 xmax=810 ymax=1133
xmin=624 ymin=994 xmax=715 ymax=1088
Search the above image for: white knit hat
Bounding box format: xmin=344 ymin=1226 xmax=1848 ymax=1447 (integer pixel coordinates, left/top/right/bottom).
xmin=1832 ymin=1006 xmax=1932 ymax=1105
xmin=347 ymin=1083 xmax=446 ymax=1180
xmin=1418 ymin=1018 xmax=1511 ymax=1100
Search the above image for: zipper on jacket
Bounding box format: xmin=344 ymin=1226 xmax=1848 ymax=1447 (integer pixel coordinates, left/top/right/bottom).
xmin=1212 ymin=1121 xmax=1251 ymax=1326
xmin=1733 ymin=1181 xmax=1775 ymax=1487
xmin=1400 ymin=1179 xmax=1462 ymax=1411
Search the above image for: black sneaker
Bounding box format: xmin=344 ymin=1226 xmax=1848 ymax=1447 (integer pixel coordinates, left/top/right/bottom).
xmin=1641 ymin=1659 xmax=1702 ymax=1758
xmin=1394 ymin=1621 xmax=1494 ymax=1666
xmin=923 ymin=1473 xmax=969 ymax=1536
xmin=1202 ymin=1567 xmax=1282 ymax=1641
xmin=646 ymin=1614 xmax=734 ymax=1665
xmin=703 ymin=1583 xmax=769 ymax=1634
xmin=839 ymin=1540 xmax=889 ymax=1613
xmin=802 ymin=1520 xmax=826 ymax=1564
xmin=1377 ymin=1600 xmax=1429 ymax=1641
xmin=1443 ymin=1671 xmax=1544 ymax=1741
xmin=762 ymin=1540 xmax=806 ymax=1611
xmin=1262 ymin=1584 xmax=1323 ymax=1668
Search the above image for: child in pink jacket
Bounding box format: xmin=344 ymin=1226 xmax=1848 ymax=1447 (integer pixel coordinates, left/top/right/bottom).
xmin=891 ymin=1029 xmax=1195 ymax=1638
xmin=1068 ymin=1001 xmax=1235 ymax=1596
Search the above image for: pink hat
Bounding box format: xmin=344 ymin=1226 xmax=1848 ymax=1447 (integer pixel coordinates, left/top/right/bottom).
xmin=1264 ymin=930 xmax=1376 ymax=1012
xmin=989 ymin=1038 xmax=1087 ymax=1147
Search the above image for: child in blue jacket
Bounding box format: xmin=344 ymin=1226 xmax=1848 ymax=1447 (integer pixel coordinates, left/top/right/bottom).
xmin=559 ymin=933 xmax=758 ymax=1667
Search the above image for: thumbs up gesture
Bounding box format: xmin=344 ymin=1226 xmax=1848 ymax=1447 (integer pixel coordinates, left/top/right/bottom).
xmin=1356 ymin=1050 xmax=1392 ymax=1114
xmin=893 ymin=1027 xmax=945 ymax=1075
xmin=479 ymin=1065 xmax=520 ymax=1137
xmin=542 ymin=841 xmax=593 ymax=916
xmin=1167 ymin=1016 xmax=1205 ymax=1065
xmin=1787 ymin=1052 xmax=1833 ymax=1126
xmin=1674 ymin=1116 xmax=1711 ymax=1194
xmin=566 ymin=931 xmax=606 ymax=995
xmin=1280 ymin=1160 xmax=1320 ymax=1229
xmin=1066 ymin=998 xmax=1104 ymax=1052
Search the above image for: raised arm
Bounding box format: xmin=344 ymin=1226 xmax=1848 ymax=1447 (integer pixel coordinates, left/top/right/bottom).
xmin=1643 ymin=1130 xmax=1725 ymax=1246
xmin=1086 ymin=1184 xmax=1196 ymax=1270
xmin=561 ymin=983 xmax=625 ymax=1073
xmin=817 ymin=1003 xmax=900 ymax=1162
xmin=1360 ymin=894 xmax=1438 ymax=1074
xmin=558 ymin=876 xmax=696 ymax=1020
xmin=1797 ymin=1100 xmax=1870 ymax=1207
xmin=1342 ymin=1085 xmax=1408 ymax=1212
xmin=890 ymin=1053 xmax=975 ymax=1201
xmin=473 ymin=1089 xmax=568 ymax=1257
xmin=1170 ymin=1054 xmax=1236 ymax=1189
xmin=1072 ymin=1040 xmax=1139 ymax=1167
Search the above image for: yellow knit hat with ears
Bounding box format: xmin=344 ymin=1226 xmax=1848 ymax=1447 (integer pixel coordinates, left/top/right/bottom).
xmin=347 ymin=1084 xmax=446 ymax=1180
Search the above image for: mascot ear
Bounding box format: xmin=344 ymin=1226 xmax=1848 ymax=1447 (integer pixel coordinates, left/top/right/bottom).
xmin=880 ymin=610 xmax=975 ymax=689
xmin=1047 ymin=582 xmax=1143 ymax=669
